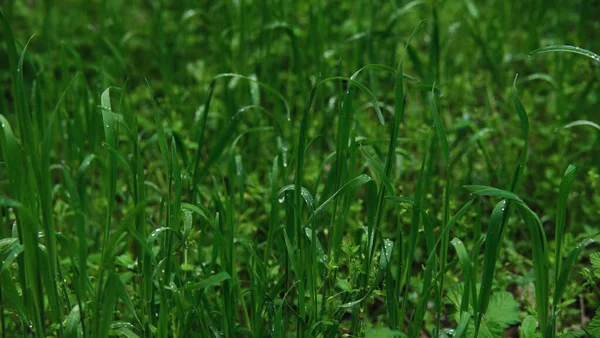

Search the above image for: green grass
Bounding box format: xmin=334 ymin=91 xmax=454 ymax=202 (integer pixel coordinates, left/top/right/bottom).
xmin=1 ymin=1 xmax=600 ymax=337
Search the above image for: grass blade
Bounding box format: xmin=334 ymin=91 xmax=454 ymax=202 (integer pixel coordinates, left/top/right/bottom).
xmin=529 ymin=45 xmax=600 ymax=63
xmin=554 ymin=165 xmax=576 ymax=286
xmin=562 ymin=120 xmax=600 ymax=131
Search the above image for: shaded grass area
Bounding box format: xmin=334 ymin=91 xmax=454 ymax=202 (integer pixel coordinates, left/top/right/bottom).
xmin=0 ymin=1 xmax=599 ymax=337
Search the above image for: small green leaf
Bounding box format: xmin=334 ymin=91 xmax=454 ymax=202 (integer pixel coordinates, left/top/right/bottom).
xmin=519 ymin=315 xmax=538 ymax=338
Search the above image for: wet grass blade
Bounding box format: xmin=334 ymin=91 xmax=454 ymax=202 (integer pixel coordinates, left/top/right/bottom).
xmin=529 ymin=45 xmax=600 ymax=63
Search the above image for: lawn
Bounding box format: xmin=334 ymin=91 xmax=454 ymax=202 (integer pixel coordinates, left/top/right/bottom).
xmin=0 ymin=1 xmax=599 ymax=337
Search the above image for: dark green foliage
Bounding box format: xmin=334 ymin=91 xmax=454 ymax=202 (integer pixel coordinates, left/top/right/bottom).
xmin=0 ymin=1 xmax=599 ymax=337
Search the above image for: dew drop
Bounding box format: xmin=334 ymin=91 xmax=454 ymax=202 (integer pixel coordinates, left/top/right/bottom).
xmin=278 ymin=196 xmax=286 ymax=203
xmin=105 ymin=124 xmax=110 ymax=128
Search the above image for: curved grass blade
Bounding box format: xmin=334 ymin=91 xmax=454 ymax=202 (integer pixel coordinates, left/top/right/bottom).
xmin=314 ymin=76 xmax=385 ymax=125
xmin=305 ymin=174 xmax=372 ymax=224
xmin=464 ymin=185 xmax=523 ymax=202
xmin=181 ymin=202 xmax=213 ymax=223
xmin=562 ymin=120 xmax=600 ymax=131
xmin=277 ymin=184 xmax=315 ymax=213
xmin=211 ymin=73 xmax=291 ymax=121
xmin=529 ymin=45 xmax=600 ymax=63
xmin=182 ymin=272 xmax=231 ymax=291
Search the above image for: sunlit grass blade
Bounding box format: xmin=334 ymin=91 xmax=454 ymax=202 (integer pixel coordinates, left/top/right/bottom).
xmin=529 ymin=45 xmax=600 ymax=63
xmin=561 ymin=120 xmax=600 ymax=131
